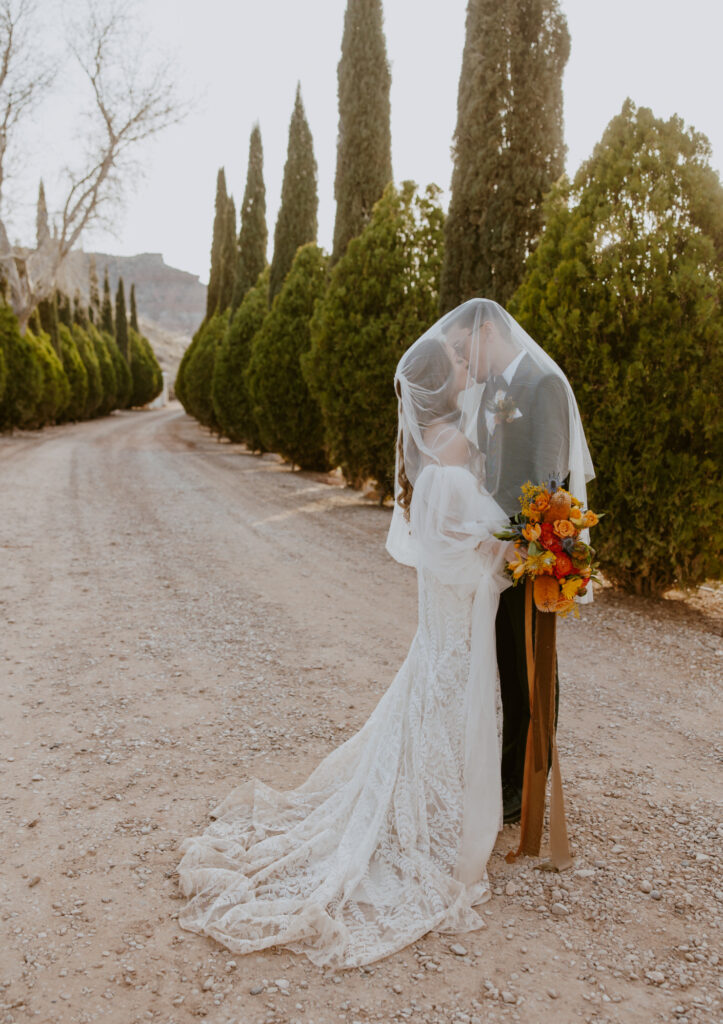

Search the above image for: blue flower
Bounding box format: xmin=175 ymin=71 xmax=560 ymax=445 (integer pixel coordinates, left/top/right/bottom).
xmin=562 ymin=537 xmax=575 ymax=554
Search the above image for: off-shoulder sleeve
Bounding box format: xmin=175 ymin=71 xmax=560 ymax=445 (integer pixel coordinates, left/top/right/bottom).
xmin=410 ymin=465 xmax=509 ymax=585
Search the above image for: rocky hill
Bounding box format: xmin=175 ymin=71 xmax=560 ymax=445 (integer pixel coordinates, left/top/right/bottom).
xmin=63 ymin=251 xmax=206 ymax=380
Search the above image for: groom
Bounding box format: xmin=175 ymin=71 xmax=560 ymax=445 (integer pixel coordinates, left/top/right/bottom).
xmin=446 ymin=302 xmax=569 ymax=824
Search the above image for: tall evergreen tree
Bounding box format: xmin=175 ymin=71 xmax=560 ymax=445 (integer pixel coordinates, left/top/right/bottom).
xmin=440 ymin=0 xmax=570 ymax=311
xmin=332 ymin=0 xmax=392 ymax=264
xmin=206 ymin=168 xmax=228 ymax=318
xmin=37 ymin=294 xmax=60 ymax=355
xmin=217 ymin=194 xmax=237 ymax=312
xmin=88 ymin=256 xmax=101 ymax=325
xmin=232 ymin=124 xmax=268 ymax=310
xmin=115 ymin=277 xmax=129 ymax=361
xmin=36 ymin=180 xmax=50 ymax=248
xmin=101 ymin=268 xmax=114 ymax=335
xmin=129 ymin=283 xmax=139 ymax=332
xmin=269 ymin=85 xmax=319 ymax=301
xmin=72 ymin=290 xmax=89 ymax=328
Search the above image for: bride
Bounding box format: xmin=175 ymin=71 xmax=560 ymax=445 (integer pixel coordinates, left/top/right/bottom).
xmin=176 ymin=319 xmax=518 ymax=969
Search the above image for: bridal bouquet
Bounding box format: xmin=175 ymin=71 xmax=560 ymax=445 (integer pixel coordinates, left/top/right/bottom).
xmin=495 ymin=479 xmax=601 ymax=616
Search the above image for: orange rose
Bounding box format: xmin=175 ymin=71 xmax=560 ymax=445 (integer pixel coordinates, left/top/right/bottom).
xmin=583 ymin=511 xmax=599 ymax=527
xmin=522 ymin=523 xmax=541 ymax=543
xmin=532 ymin=491 xmax=550 ymax=513
xmin=553 ymin=519 xmax=577 ymax=539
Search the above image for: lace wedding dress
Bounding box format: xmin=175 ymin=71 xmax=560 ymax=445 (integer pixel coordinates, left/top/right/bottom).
xmin=177 ymin=465 xmax=511 ymax=968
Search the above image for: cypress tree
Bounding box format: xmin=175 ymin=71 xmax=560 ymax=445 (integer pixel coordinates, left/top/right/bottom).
xmin=36 ymin=180 xmax=50 ymax=248
xmin=88 ymin=256 xmax=101 ymax=325
xmin=101 ymin=268 xmax=114 ymax=335
xmin=232 ymin=125 xmax=268 ymax=310
xmin=129 ymin=329 xmax=163 ymax=407
xmin=73 ymin=290 xmax=89 ymax=328
xmin=440 ymin=0 xmax=570 ymax=311
xmin=332 ymin=0 xmax=392 ymax=264
xmin=217 ymin=194 xmax=237 ymax=312
xmin=115 ymin=277 xmax=129 ymax=362
xmin=206 ymin=168 xmax=228 ymax=318
xmin=510 ymin=101 xmax=723 ymax=595
xmin=246 ymin=244 xmax=329 ymax=470
xmin=37 ymin=294 xmax=60 ymax=355
xmin=129 ymin=283 xmax=140 ymax=332
xmin=269 ymin=85 xmax=319 ymax=301
xmin=56 ymin=324 xmax=88 ymax=423
xmin=213 ymin=267 xmax=270 ymax=447
xmin=305 ymin=182 xmax=444 ymax=494
xmin=56 ymin=291 xmax=72 ymax=328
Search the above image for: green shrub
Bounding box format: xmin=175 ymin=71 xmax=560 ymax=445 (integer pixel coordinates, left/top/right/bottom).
xmin=72 ymin=324 xmax=103 ymax=418
xmin=26 ymin=328 xmax=70 ymax=425
xmin=0 ymin=305 xmax=43 ymax=430
xmin=183 ymin=313 xmax=229 ymax=428
xmin=175 ymin=327 xmax=200 ymax=411
xmin=0 ymin=345 xmax=7 ymax=407
xmin=129 ymin=329 xmax=163 ymax=407
xmin=246 ymin=244 xmax=328 ymax=470
xmin=510 ymin=100 xmax=723 ymax=594
xmin=89 ymin=324 xmax=118 ymax=415
xmin=304 ymin=182 xmax=444 ymax=494
xmin=105 ymin=331 xmax=132 ymax=410
xmin=212 ymin=267 xmax=269 ymax=448
xmin=57 ymin=324 xmax=89 ymax=422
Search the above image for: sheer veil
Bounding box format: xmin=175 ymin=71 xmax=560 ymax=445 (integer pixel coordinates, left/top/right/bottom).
xmin=387 ymin=299 xmax=595 ymax=598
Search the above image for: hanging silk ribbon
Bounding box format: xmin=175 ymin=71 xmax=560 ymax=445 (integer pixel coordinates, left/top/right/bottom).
xmin=506 ymin=578 xmax=572 ymax=870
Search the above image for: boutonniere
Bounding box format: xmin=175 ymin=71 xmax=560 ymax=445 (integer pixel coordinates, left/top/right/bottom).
xmin=488 ymin=389 xmax=522 ymax=425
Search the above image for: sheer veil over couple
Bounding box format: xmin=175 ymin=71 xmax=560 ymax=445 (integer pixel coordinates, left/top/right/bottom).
xmin=177 ymin=299 xmax=594 ymax=968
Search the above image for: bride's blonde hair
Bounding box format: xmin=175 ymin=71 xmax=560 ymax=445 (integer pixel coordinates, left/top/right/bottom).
xmin=396 ymin=339 xmax=458 ymax=521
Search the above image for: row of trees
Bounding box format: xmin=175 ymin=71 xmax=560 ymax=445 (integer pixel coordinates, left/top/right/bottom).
xmin=177 ymin=0 xmax=721 ymax=596
xmin=0 ymin=253 xmax=163 ymax=431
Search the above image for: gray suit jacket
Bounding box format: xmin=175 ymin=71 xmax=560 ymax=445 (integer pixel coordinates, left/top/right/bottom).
xmin=477 ymin=354 xmax=570 ymax=517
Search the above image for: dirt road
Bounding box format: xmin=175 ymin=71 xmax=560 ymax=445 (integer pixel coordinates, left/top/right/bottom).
xmin=1 ymin=404 xmax=720 ymax=1024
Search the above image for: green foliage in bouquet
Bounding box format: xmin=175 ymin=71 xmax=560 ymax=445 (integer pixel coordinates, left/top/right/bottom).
xmin=212 ymin=266 xmax=269 ymax=448
xmin=304 ymin=182 xmax=444 ymax=496
xmin=511 ymin=100 xmax=723 ymax=594
xmin=246 ymin=244 xmax=328 ymax=470
xmin=57 ymin=325 xmax=88 ymax=422
xmin=129 ymin=329 xmax=163 ymax=407
xmin=182 ymin=312 xmax=229 ymax=429
xmin=0 ymin=306 xmax=43 ymax=430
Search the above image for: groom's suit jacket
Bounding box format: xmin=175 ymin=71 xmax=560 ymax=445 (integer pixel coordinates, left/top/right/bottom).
xmin=477 ymin=354 xmax=570 ymax=517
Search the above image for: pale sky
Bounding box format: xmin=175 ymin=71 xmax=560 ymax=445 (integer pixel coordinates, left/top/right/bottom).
xmin=17 ymin=0 xmax=723 ymax=283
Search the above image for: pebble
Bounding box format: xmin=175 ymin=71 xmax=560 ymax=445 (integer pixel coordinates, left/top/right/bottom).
xmin=547 ymin=988 xmax=559 ymax=999
xmin=551 ymin=902 xmax=569 ymax=916
xmin=250 ymin=984 xmax=264 ymax=995
xmin=646 ymin=971 xmax=665 ymax=985
xmin=392 ymin=983 xmax=403 ymax=994
xmin=27 ymin=876 xmax=41 ymax=888
xmin=639 ymin=880 xmax=653 ymax=893
xmin=202 ymin=977 xmax=214 ymax=991
xmin=449 ymin=943 xmax=468 ymax=956
xmin=505 ymin=881 xmax=517 ymax=895
xmin=651 ymin=890 xmax=662 ymax=901
xmin=275 ymin=978 xmax=290 ymax=992
xmin=502 ymin=990 xmax=516 ymax=1003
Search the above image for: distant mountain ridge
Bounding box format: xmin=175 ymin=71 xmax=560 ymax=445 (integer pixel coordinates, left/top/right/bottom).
xmin=63 ymin=250 xmax=206 ymax=379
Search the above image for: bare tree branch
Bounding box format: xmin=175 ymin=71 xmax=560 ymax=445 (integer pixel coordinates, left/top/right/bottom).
xmin=0 ymin=0 xmax=187 ymax=330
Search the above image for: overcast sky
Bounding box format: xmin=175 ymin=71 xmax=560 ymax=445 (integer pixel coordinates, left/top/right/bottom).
xmin=18 ymin=0 xmax=723 ymax=283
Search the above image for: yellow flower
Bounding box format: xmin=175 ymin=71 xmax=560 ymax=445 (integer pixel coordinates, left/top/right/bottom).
xmin=561 ymin=577 xmax=584 ymax=600
xmin=583 ymin=510 xmax=599 ymax=528
xmin=522 ymin=523 xmax=542 ymax=543
xmin=527 ymin=509 xmax=541 ymax=523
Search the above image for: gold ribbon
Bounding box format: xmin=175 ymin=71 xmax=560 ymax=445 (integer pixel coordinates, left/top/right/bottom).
xmin=506 ymin=578 xmax=572 ymax=870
